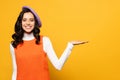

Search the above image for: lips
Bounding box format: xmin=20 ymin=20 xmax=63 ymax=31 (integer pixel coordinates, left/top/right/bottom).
xmin=25 ymin=26 xmax=32 ymax=29
xmin=22 ymin=24 xmax=34 ymax=33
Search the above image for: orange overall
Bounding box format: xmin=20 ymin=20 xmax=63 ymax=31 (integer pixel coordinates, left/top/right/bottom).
xmin=15 ymin=36 xmax=50 ymax=80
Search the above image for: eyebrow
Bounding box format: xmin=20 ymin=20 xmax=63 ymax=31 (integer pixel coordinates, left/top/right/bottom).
xmin=22 ymin=18 xmax=34 ymax=19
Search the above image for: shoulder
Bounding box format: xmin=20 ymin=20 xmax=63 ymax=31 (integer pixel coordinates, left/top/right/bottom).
xmin=42 ymin=36 xmax=51 ymax=42
xmin=42 ymin=36 xmax=52 ymax=46
xmin=10 ymin=43 xmax=15 ymax=54
xmin=10 ymin=43 xmax=13 ymax=48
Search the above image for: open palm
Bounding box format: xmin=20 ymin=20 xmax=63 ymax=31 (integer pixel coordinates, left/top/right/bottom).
xmin=70 ymin=41 xmax=88 ymax=45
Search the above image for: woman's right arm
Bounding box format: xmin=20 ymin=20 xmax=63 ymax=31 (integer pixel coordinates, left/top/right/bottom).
xmin=10 ymin=44 xmax=17 ymax=80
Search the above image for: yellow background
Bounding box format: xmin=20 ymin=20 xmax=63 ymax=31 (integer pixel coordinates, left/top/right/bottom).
xmin=0 ymin=0 xmax=120 ymax=80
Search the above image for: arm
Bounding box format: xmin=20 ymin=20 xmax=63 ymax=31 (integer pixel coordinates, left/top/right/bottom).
xmin=10 ymin=44 xmax=17 ymax=80
xmin=43 ymin=37 xmax=74 ymax=70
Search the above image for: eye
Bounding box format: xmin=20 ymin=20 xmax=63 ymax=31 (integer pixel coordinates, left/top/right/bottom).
xmin=30 ymin=18 xmax=35 ymax=22
xmin=22 ymin=18 xmax=26 ymax=22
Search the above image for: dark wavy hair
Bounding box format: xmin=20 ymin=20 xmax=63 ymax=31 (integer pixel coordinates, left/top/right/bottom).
xmin=12 ymin=8 xmax=40 ymax=48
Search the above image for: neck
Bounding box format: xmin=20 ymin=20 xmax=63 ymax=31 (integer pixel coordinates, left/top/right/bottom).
xmin=23 ymin=32 xmax=35 ymax=41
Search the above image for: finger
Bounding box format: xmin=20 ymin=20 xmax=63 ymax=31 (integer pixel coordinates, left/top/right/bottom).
xmin=76 ymin=41 xmax=89 ymax=44
xmin=82 ymin=41 xmax=89 ymax=43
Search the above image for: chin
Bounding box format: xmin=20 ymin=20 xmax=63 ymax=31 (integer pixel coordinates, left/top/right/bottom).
xmin=24 ymin=30 xmax=33 ymax=34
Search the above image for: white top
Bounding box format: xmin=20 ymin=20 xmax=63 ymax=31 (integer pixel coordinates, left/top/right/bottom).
xmin=10 ymin=33 xmax=74 ymax=80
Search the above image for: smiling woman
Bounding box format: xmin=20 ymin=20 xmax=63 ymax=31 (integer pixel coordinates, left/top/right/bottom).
xmin=10 ymin=6 xmax=87 ymax=80
xmin=22 ymin=12 xmax=35 ymax=33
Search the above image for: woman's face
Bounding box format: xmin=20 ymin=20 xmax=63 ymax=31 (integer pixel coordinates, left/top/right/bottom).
xmin=22 ymin=12 xmax=35 ymax=33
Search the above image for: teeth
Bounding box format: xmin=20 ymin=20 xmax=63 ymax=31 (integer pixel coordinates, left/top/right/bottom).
xmin=25 ymin=26 xmax=31 ymax=29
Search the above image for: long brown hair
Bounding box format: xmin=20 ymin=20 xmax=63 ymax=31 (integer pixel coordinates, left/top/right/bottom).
xmin=12 ymin=8 xmax=41 ymax=48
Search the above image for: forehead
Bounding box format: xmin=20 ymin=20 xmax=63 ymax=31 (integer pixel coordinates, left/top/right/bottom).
xmin=23 ymin=12 xmax=34 ymax=18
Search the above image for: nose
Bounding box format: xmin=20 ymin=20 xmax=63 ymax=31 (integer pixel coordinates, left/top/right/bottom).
xmin=26 ymin=20 xmax=30 ymax=25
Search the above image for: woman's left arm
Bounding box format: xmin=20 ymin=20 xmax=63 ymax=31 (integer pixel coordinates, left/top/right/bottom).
xmin=43 ymin=36 xmax=88 ymax=70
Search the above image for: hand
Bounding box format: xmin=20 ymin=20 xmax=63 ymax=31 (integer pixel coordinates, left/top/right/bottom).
xmin=70 ymin=41 xmax=88 ymax=45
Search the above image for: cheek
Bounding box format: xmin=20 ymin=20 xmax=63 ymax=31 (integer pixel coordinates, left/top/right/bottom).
xmin=22 ymin=22 xmax=25 ymax=26
xmin=32 ymin=22 xmax=35 ymax=26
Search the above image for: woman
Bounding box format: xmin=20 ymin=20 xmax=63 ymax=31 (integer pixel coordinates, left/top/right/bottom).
xmin=10 ymin=6 xmax=88 ymax=80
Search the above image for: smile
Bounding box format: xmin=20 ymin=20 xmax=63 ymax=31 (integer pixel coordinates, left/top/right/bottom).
xmin=25 ymin=26 xmax=32 ymax=29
